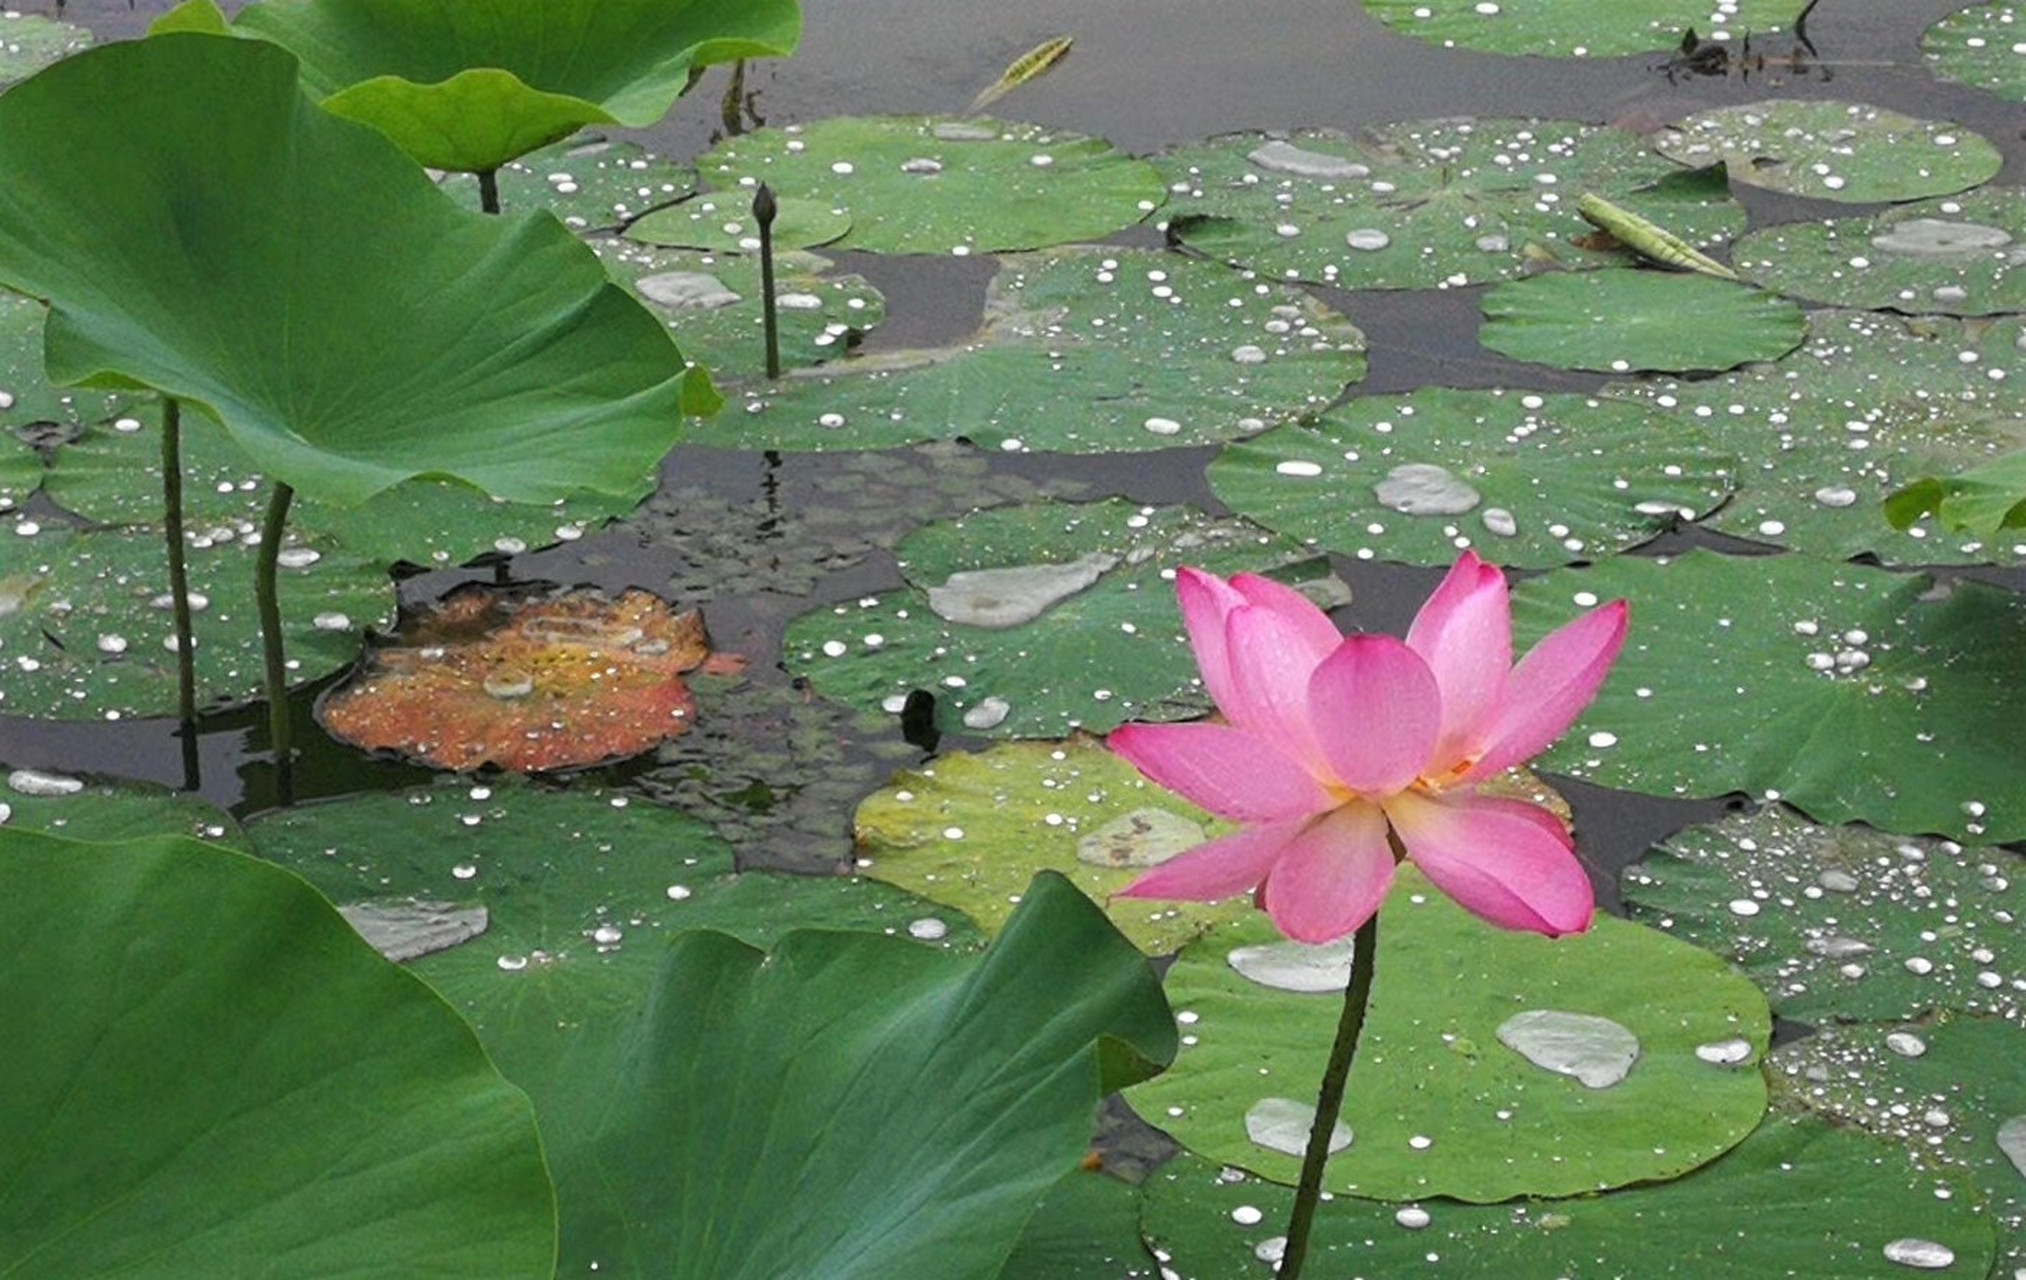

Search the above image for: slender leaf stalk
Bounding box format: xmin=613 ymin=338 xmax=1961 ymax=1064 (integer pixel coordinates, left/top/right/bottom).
xmin=254 ymin=480 xmax=296 ymax=805
xmin=1279 ymin=907 xmax=1381 ymax=1279
xmin=754 ymin=182 xmax=780 ymax=379
xmin=158 ymin=396 xmax=199 ymax=788
xmin=477 ymin=168 xmax=501 ymax=215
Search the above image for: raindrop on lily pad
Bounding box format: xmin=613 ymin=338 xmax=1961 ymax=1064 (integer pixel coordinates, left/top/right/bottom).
xmin=1923 ymin=1 xmax=2026 ymax=104
xmin=1497 ymin=1009 xmax=1642 ymax=1088
xmin=1360 ymin=0 xmax=1808 ymax=58
xmin=1654 ymin=101 xmax=2002 ymax=203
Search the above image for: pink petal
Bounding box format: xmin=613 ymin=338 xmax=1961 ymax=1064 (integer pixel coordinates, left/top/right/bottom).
xmin=1117 ymin=816 xmax=1309 ymax=904
xmin=1229 ymin=573 xmax=1343 ymax=659
xmin=1306 ymin=635 xmax=1441 ymax=796
xmin=1257 ymin=801 xmax=1397 ymax=943
xmin=1406 ymin=552 xmax=1513 ymax=768
xmin=1385 ymin=790 xmax=1594 ymax=936
xmin=1176 ymin=567 xmax=1247 ymax=716
xmin=1110 ymin=722 xmax=1333 ymax=822
xmin=1463 ymin=600 xmax=1629 ymax=784
xmin=1223 ymin=602 xmax=1334 ymax=776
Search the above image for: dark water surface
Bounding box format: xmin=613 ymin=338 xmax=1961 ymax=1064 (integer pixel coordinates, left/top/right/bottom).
xmin=4 ymin=0 xmax=2021 ymax=906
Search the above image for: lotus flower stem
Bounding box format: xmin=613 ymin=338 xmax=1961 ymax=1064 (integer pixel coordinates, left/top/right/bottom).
xmin=158 ymin=396 xmax=199 ymax=786
xmin=477 ymin=168 xmax=501 ymax=216
xmin=754 ymin=182 xmax=780 ymax=378
xmin=254 ymin=480 xmax=297 ymax=805
xmin=1279 ymin=907 xmax=1381 ymax=1280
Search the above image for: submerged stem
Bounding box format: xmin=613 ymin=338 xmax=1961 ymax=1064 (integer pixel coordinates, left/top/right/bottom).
xmin=254 ymin=480 xmax=296 ymax=805
xmin=477 ymin=168 xmax=501 ymax=215
xmin=1279 ymin=908 xmax=1381 ymax=1279
xmin=158 ymin=396 xmax=199 ymax=788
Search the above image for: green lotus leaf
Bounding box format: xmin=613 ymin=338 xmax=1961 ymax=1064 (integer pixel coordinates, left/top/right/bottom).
xmin=625 ymin=192 xmax=851 ymax=253
xmin=0 ymin=422 xmax=39 ymax=515
xmin=715 ymin=247 xmax=1365 ymax=453
xmin=1601 ymin=310 xmax=2026 ymax=565
xmin=0 ymin=769 xmax=245 ymax=849
xmin=1513 ymin=550 xmax=2026 ymax=843
xmin=1733 ymin=187 xmax=2026 ymax=317
xmin=697 ymin=115 xmax=1165 ymax=254
xmin=592 ymin=240 xmax=883 ymax=387
xmin=0 ymin=291 xmax=130 ymax=437
xmin=232 ymin=0 xmax=800 ymax=173
xmin=0 ymin=525 xmax=393 ymax=720
xmin=1360 ymin=0 xmax=1807 ymax=57
xmin=1655 ymin=101 xmax=2003 ymax=203
xmin=783 ymin=497 xmax=1344 ymax=739
xmin=1158 ymin=124 xmax=1744 ymax=290
xmin=855 ymin=737 xmax=1251 ymax=954
xmin=1923 ymin=0 xmax=2026 ymax=103
xmin=1127 ymin=867 xmax=1770 ymax=1201
xmin=998 ymin=1167 xmax=1153 ymax=1279
xmin=0 ymin=828 xmax=555 ymax=1278
xmin=0 ymin=11 xmax=90 ymax=84
xmin=0 ymin=35 xmax=713 ymax=510
xmin=438 ymin=135 xmax=698 ymax=227
xmin=1774 ymin=1016 xmax=2026 ymax=1274
xmin=1140 ymin=1115 xmax=1992 ymax=1278
xmin=45 ymin=414 xmax=648 ymax=571
xmin=1888 ymin=449 xmax=2026 ymax=538
xmin=1623 ymin=805 xmax=2025 ymax=1025
xmin=1480 ymin=270 xmax=1805 ymax=374
xmin=1208 ymin=387 xmax=1734 ymax=568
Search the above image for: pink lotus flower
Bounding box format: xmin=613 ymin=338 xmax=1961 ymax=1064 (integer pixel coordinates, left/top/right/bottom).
xmin=1110 ymin=553 xmax=1627 ymax=943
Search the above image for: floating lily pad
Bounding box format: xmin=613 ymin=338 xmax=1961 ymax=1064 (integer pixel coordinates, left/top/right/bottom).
xmin=0 ymin=427 xmax=38 ymax=515
xmin=0 ymin=829 xmax=555 ymax=1278
xmin=697 ymin=116 xmax=1164 ymax=254
xmin=0 ymin=771 xmax=245 ymax=849
xmin=439 ymin=135 xmax=697 ymax=226
xmin=0 ymin=291 xmax=130 ymax=437
xmin=1360 ymin=0 xmax=1806 ymax=58
xmin=45 ymin=413 xmax=648 ymax=570
xmin=1601 ymin=310 xmax=2026 ymax=564
xmin=717 ymin=247 xmax=1365 ymax=452
xmin=1623 ymin=806 xmax=2025 ymax=1025
xmin=783 ymin=498 xmax=1341 ymax=739
xmin=592 ymin=240 xmax=883 ymax=387
xmin=625 ymin=192 xmax=851 ymax=253
xmin=1774 ymin=1016 xmax=2026 ymax=1275
xmin=1158 ymin=123 xmax=1744 ymax=290
xmin=1922 ymin=0 xmax=2026 ymax=103
xmin=999 ymin=1169 xmax=1154 ymax=1280
xmin=1889 ymin=449 xmax=2026 ymax=539
xmin=1125 ymin=867 xmax=1769 ymax=1202
xmin=0 ymin=525 xmax=392 ymax=721
xmin=1208 ymin=387 xmax=1734 ymax=569
xmin=855 ymin=737 xmax=1253 ymax=954
xmin=1480 ymin=270 xmax=1805 ymax=374
xmin=318 ymin=586 xmax=725 ymax=772
xmin=1654 ymin=101 xmax=2003 ymax=203
xmin=1733 ymin=187 xmax=2026 ymax=317
xmin=1513 ymin=550 xmax=2026 ymax=843
xmin=1140 ymin=1115 xmax=1992 ymax=1279
xmin=0 ymin=11 xmax=91 ymax=84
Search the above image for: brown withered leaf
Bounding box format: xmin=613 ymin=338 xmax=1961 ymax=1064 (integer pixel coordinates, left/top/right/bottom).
xmin=319 ymin=586 xmax=737 ymax=772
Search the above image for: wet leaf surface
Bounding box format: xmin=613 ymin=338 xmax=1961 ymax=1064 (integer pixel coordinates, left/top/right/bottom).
xmin=1359 ymin=0 xmax=1806 ymax=58
xmin=624 ymin=191 xmax=851 ymax=253
xmin=0 ymin=11 xmax=90 ymax=84
xmin=1480 ymin=269 xmax=1805 ymax=374
xmin=438 ymin=135 xmax=697 ymax=226
xmin=1654 ymin=101 xmax=2003 ymax=203
xmin=1922 ymin=0 xmax=2026 ymax=103
xmin=0 ymin=291 xmax=130 ymax=438
xmin=0 ymin=770 xmax=245 ymax=848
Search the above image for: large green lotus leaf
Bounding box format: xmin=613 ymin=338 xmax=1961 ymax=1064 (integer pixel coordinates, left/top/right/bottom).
xmin=1734 ymin=187 xmax=2026 ymax=317
xmin=234 ymin=0 xmax=799 ymax=174
xmin=1157 ymin=124 xmax=1744 ymax=290
xmin=1126 ymin=868 xmax=1770 ymax=1202
xmin=44 ymin=414 xmax=647 ymax=570
xmin=0 ymin=770 xmax=246 ymax=849
xmin=1623 ymin=806 xmax=2025 ymax=1026
xmin=0 ymin=828 xmax=554 ymax=1279
xmin=1601 ymin=310 xmax=2026 ymax=565
xmin=438 ymin=136 xmax=698 ymax=227
xmin=1513 ymin=551 xmax=2026 ymax=843
xmin=592 ymin=239 xmax=884 ymax=387
xmin=1774 ymin=1016 xmax=2026 ymax=1275
xmin=0 ymin=36 xmax=713 ymax=510
xmin=997 ymin=1168 xmax=1155 ymax=1280
xmin=697 ymin=115 xmax=1165 ymax=254
xmin=625 ymin=192 xmax=851 ymax=254
xmin=716 ymin=247 xmax=1365 ymax=453
xmin=783 ymin=498 xmax=1343 ymax=739
xmin=0 ymin=291 xmax=130 ymax=436
xmin=1139 ymin=1115 xmax=1992 ymax=1279
xmin=0 ymin=525 xmax=392 ymax=720
xmin=1480 ymin=270 xmax=1805 ymax=374
xmin=1360 ymin=0 xmax=1806 ymax=57
xmin=1923 ymin=1 xmax=2026 ymax=103
xmin=1654 ymin=101 xmax=2003 ymax=203
xmin=0 ymin=11 xmax=90 ymax=84
xmin=1208 ymin=387 xmax=1734 ymax=569
xmin=1890 ymin=449 xmax=2026 ymax=539
xmin=854 ymin=737 xmax=1249 ymax=954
